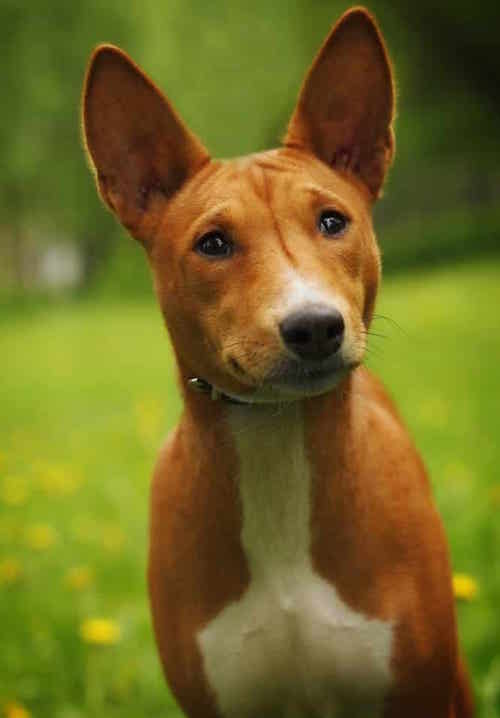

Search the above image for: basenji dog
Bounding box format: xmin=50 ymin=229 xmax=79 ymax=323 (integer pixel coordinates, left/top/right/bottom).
xmin=82 ymin=7 xmax=474 ymax=717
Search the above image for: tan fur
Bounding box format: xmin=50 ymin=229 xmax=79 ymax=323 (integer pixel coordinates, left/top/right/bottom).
xmin=82 ymin=7 xmax=474 ymax=717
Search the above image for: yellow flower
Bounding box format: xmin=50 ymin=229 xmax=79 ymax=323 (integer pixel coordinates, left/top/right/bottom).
xmin=453 ymin=573 xmax=479 ymax=601
xmin=1 ymin=477 xmax=30 ymax=507
xmin=24 ymin=524 xmax=58 ymax=551
xmin=64 ymin=565 xmax=93 ymax=591
xmin=34 ymin=462 xmax=82 ymax=497
xmin=80 ymin=618 xmax=121 ymax=646
xmin=3 ymin=701 xmax=31 ymax=718
xmin=0 ymin=558 xmax=22 ymax=585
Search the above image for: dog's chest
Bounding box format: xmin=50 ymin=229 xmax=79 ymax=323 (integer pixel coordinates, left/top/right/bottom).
xmin=198 ymin=405 xmax=393 ymax=718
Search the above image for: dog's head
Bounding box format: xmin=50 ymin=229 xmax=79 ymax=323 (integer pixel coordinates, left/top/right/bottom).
xmin=82 ymin=8 xmax=395 ymax=402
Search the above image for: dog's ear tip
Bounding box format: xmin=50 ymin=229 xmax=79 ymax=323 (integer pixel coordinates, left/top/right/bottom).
xmin=89 ymin=43 xmax=128 ymax=64
xmin=85 ymin=44 xmax=135 ymax=84
xmin=321 ymin=7 xmax=391 ymax=75
xmin=337 ymin=6 xmax=380 ymax=28
xmin=333 ymin=7 xmax=388 ymax=49
xmin=340 ymin=6 xmax=373 ymax=19
xmin=83 ymin=44 xmax=146 ymax=126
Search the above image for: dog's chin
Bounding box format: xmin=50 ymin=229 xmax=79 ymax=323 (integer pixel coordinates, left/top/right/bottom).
xmin=222 ymin=356 xmax=356 ymax=404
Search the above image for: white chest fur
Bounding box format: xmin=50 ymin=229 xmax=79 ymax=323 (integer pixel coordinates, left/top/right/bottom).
xmin=198 ymin=403 xmax=393 ymax=718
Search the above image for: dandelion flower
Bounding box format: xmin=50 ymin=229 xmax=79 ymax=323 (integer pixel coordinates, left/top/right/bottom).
xmin=0 ymin=558 xmax=22 ymax=585
xmin=453 ymin=573 xmax=478 ymax=601
xmin=1 ymin=477 xmax=30 ymax=507
xmin=34 ymin=461 xmax=82 ymax=497
xmin=3 ymin=701 xmax=31 ymax=718
xmin=80 ymin=618 xmax=121 ymax=646
xmin=64 ymin=565 xmax=93 ymax=591
xmin=25 ymin=524 xmax=58 ymax=551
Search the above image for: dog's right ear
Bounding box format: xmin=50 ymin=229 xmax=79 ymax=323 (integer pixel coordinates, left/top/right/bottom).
xmin=82 ymin=45 xmax=209 ymax=246
xmin=284 ymin=8 xmax=395 ymax=199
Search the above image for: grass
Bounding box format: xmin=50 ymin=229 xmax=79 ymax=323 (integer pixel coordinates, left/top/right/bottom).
xmin=1 ymin=257 xmax=499 ymax=717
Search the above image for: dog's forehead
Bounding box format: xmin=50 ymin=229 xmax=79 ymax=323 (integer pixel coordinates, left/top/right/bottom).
xmin=169 ymin=147 xmax=372 ymax=231
xmin=186 ymin=149 xmax=312 ymax=200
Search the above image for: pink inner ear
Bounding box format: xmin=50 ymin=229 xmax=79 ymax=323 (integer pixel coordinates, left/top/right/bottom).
xmin=331 ymin=146 xmax=361 ymax=173
xmin=284 ymin=8 xmax=395 ymax=198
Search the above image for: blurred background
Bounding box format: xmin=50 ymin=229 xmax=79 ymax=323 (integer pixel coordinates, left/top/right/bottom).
xmin=1 ymin=1 xmax=499 ymax=716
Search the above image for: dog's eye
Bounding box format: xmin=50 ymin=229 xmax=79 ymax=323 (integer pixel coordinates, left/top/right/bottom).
xmin=318 ymin=210 xmax=348 ymax=237
xmin=195 ymin=231 xmax=233 ymax=258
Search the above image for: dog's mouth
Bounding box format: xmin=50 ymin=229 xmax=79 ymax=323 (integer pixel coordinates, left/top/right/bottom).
xmin=220 ymin=353 xmax=355 ymax=403
xmin=263 ymin=355 xmax=354 ymax=397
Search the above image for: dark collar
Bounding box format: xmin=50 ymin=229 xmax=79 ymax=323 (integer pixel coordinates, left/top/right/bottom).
xmin=187 ymin=377 xmax=251 ymax=405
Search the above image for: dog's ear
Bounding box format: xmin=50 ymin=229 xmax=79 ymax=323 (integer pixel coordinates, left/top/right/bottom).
xmin=82 ymin=45 xmax=209 ymax=245
xmin=284 ymin=8 xmax=395 ymax=198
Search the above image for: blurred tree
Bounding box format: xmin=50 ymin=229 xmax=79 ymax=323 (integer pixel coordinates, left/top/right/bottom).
xmin=0 ymin=0 xmax=134 ymax=287
xmin=405 ymin=2 xmax=500 ymax=105
xmin=0 ymin=0 xmax=498 ymax=292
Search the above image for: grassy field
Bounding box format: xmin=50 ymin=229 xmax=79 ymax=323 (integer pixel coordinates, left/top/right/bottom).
xmin=1 ymin=257 xmax=499 ymax=717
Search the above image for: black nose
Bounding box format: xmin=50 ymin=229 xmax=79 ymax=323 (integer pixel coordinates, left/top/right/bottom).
xmin=279 ymin=306 xmax=345 ymax=361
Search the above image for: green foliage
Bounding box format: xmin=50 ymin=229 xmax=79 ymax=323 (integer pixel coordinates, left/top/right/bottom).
xmin=0 ymin=1 xmax=498 ymax=292
xmin=1 ymin=258 xmax=499 ymax=716
xmin=378 ymin=207 xmax=500 ymax=275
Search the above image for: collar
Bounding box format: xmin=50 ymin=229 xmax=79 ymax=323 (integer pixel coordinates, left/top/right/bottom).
xmin=187 ymin=377 xmax=253 ymax=405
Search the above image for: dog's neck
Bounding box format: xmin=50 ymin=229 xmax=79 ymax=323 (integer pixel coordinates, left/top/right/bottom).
xmin=176 ymin=358 xmax=355 ymax=448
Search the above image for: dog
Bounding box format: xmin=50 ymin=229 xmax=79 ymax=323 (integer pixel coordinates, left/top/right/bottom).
xmin=82 ymin=7 xmax=474 ymax=717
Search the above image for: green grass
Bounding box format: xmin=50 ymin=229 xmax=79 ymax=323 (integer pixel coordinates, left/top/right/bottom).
xmin=1 ymin=258 xmax=499 ymax=717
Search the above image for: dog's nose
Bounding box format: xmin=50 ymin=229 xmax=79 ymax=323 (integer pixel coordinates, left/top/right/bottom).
xmin=279 ymin=306 xmax=345 ymax=361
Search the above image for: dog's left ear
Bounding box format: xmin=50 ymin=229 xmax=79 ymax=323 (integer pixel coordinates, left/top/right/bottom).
xmin=284 ymin=8 xmax=395 ymax=198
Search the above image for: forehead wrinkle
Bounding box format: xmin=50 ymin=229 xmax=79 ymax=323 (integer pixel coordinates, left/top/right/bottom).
xmin=303 ymin=184 xmax=353 ymax=217
xmin=186 ymin=202 xmax=235 ymax=238
xmin=252 ymin=153 xmax=290 ymax=173
xmin=258 ymin=165 xmax=297 ymax=266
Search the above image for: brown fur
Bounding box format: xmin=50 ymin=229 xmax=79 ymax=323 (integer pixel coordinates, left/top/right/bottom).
xmin=82 ymin=7 xmax=474 ymax=717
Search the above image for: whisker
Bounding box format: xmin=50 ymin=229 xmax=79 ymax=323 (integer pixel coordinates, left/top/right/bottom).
xmin=363 ymin=346 xmax=384 ymax=358
xmin=372 ymin=313 xmax=407 ymax=337
xmin=361 ymin=329 xmax=388 ymax=340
